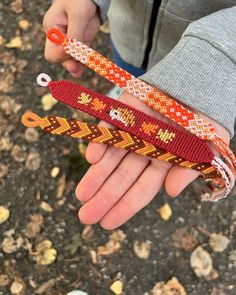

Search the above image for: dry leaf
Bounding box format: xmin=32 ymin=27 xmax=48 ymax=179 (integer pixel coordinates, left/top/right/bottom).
xmin=0 ymin=163 xmax=8 ymax=178
xmin=172 ymin=227 xmax=198 ymax=251
xmin=0 ymin=35 xmax=6 ymax=46
xmin=11 ymin=145 xmax=26 ymax=163
xmin=0 ymin=274 xmax=10 ymax=287
xmin=158 ymin=203 xmax=172 ymax=221
xmin=100 ymin=20 xmax=110 ymax=34
xmin=56 ymin=174 xmax=66 ymax=198
xmin=190 ymin=246 xmax=213 ymax=278
xmin=6 ymin=36 xmax=23 ymax=49
xmin=229 ymin=249 xmax=236 ymax=267
xmin=35 ymin=276 xmax=64 ymax=294
xmin=0 ymin=95 xmax=21 ymax=115
xmin=10 ymin=278 xmax=25 ymax=295
xmin=97 ymin=230 xmax=126 ymax=256
xmin=152 ymin=277 xmax=186 ymax=295
xmin=78 ymin=143 xmax=86 ymax=157
xmin=19 ymin=19 xmax=30 ymax=30
xmin=41 ymin=93 xmax=58 ymax=111
xmin=0 ymin=206 xmax=10 ymax=224
xmin=51 ymin=167 xmax=60 ymax=178
xmin=2 ymin=235 xmax=24 ymax=254
xmin=209 ymin=233 xmax=230 ymax=253
xmin=25 ymin=150 xmax=41 ymax=171
xmin=110 ymin=280 xmax=123 ymax=295
xmin=0 ymin=51 xmax=16 ymax=65
xmin=82 ymin=225 xmax=94 ymax=240
xmin=210 ymin=287 xmax=226 ymax=295
xmin=24 ymin=128 xmax=39 ymax=142
xmin=10 ymin=0 xmax=23 ymax=13
xmin=25 ymin=214 xmax=43 ymax=238
xmin=0 ymin=70 xmax=14 ymax=93
xmin=133 ymin=240 xmax=151 ymax=259
xmin=40 ymin=201 xmax=53 ymax=212
xmin=34 ymin=240 xmax=57 ymax=266
xmin=89 ymin=250 xmax=98 ymax=264
xmin=0 ymin=137 xmax=13 ymax=151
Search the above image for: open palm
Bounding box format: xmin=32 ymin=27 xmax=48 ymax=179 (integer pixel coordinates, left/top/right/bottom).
xmin=76 ymin=92 xmax=229 ymax=230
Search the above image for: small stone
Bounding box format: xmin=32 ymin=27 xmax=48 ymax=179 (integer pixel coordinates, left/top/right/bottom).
xmin=66 ymin=291 xmax=88 ymax=295
xmin=0 ymin=206 xmax=10 ymax=224
xmin=25 ymin=150 xmax=41 ymax=171
xmin=24 ymin=128 xmax=39 ymax=142
xmin=110 ymin=280 xmax=123 ymax=295
xmin=51 ymin=167 xmax=60 ymax=178
xmin=151 ymin=277 xmax=187 ymax=295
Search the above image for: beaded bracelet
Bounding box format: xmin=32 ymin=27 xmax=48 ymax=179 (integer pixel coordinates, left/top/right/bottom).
xmin=38 ymin=73 xmax=215 ymax=164
xmin=46 ymin=28 xmax=236 ymax=176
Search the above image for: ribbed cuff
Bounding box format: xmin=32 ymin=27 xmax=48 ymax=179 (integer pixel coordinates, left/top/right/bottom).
xmin=140 ymin=36 xmax=236 ymax=138
xmin=92 ymin=0 xmax=111 ymax=22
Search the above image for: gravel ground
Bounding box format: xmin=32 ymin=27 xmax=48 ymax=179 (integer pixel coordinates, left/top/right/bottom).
xmin=0 ymin=1 xmax=236 ymax=295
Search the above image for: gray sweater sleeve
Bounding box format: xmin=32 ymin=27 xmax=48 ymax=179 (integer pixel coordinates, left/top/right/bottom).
xmin=140 ymin=7 xmax=236 ymax=138
xmin=92 ymin=0 xmax=111 ymax=22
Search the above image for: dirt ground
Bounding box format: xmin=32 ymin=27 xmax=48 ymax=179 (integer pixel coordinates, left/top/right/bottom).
xmin=0 ymin=1 xmax=236 ymax=295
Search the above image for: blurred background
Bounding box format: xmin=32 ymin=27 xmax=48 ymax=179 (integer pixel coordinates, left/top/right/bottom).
xmin=0 ymin=1 xmax=236 ymax=294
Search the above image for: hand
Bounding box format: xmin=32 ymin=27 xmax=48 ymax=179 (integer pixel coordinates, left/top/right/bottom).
xmin=76 ymin=92 xmax=230 ymax=230
xmin=43 ymin=0 xmax=101 ymax=77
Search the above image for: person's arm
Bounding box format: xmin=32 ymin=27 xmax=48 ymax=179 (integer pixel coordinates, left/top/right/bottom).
xmin=141 ymin=6 xmax=236 ymax=138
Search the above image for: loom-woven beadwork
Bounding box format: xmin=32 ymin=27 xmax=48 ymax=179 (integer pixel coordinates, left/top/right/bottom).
xmin=46 ymin=28 xmax=236 ymax=175
xmin=21 ymin=112 xmax=219 ymax=180
xmin=47 ymin=79 xmax=216 ymax=164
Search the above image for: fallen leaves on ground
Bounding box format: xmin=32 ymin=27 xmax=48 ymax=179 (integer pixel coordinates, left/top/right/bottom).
xmin=229 ymin=249 xmax=236 ymax=267
xmin=33 ymin=240 xmax=57 ymax=266
xmin=6 ymin=36 xmax=23 ymax=49
xmin=25 ymin=150 xmax=41 ymax=171
xmin=24 ymin=127 xmax=39 ymax=143
xmin=18 ymin=19 xmax=31 ymax=30
xmin=82 ymin=225 xmax=94 ymax=240
xmin=65 ymin=233 xmax=82 ymax=256
xmin=151 ymin=277 xmax=186 ymax=295
xmin=0 ymin=206 xmax=10 ymax=224
xmin=24 ymin=214 xmax=44 ymax=238
xmin=133 ymin=240 xmax=152 ymax=259
xmin=110 ymin=280 xmax=123 ymax=295
xmin=209 ymin=233 xmax=230 ymax=253
xmin=1 ymin=230 xmax=24 ymax=254
xmin=97 ymin=230 xmax=126 ymax=256
xmin=35 ymin=276 xmax=64 ymax=294
xmin=158 ymin=203 xmax=172 ymax=221
xmin=172 ymin=227 xmax=198 ymax=251
xmin=40 ymin=201 xmax=53 ymax=213
xmin=41 ymin=93 xmax=58 ymax=111
xmin=0 ymin=274 xmax=10 ymax=287
xmin=190 ymin=246 xmax=216 ymax=279
xmin=10 ymin=277 xmax=25 ymax=295
xmin=56 ymin=174 xmax=66 ymax=198
xmin=0 ymin=163 xmax=8 ymax=178
xmin=10 ymin=0 xmax=23 ymax=14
